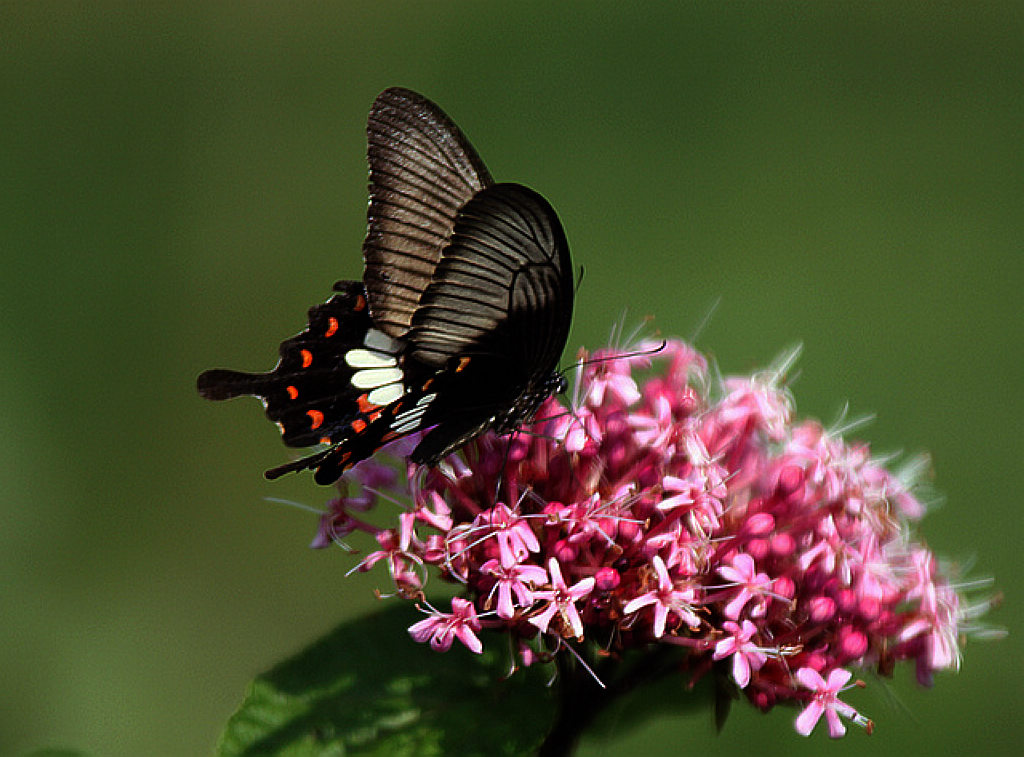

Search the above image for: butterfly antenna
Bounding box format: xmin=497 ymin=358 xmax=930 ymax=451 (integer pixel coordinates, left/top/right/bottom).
xmin=566 ymin=339 xmax=668 ymax=372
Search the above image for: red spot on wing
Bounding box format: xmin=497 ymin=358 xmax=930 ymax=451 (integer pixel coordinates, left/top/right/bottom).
xmin=307 ymin=409 xmax=324 ymax=429
xmin=286 ymin=385 xmax=299 ymax=400
xmin=300 ymin=349 xmax=313 ymax=368
xmin=354 ymin=295 xmax=366 ymax=312
xmin=381 ymin=431 xmax=399 ymax=443
xmin=368 ymin=410 xmax=382 ymax=423
xmin=325 ymin=317 xmax=339 ymax=338
xmin=356 ymin=393 xmax=379 ymax=413
xmin=351 ymin=418 xmax=367 ymax=433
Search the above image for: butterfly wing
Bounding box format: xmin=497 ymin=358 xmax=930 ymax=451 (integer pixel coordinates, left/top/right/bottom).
xmin=402 ymin=182 xmax=574 ymax=465
xmin=363 ymin=87 xmax=493 ymax=338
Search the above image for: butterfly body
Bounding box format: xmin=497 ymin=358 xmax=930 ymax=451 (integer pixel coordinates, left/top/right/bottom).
xmin=198 ymin=89 xmax=573 ymax=484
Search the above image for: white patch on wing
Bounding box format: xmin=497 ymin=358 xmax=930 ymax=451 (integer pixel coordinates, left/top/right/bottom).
xmin=392 ymin=416 xmax=426 ymax=433
xmin=351 ymin=367 xmax=404 ymax=389
xmin=368 ymin=383 xmax=404 ymax=405
xmin=392 ymin=403 xmax=428 ymax=433
xmin=345 ymin=349 xmax=398 ymax=369
xmin=389 ymin=391 xmax=436 ymax=433
xmin=394 ymin=406 xmax=427 ymax=423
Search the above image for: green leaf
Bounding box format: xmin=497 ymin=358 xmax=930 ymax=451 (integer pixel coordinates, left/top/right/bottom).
xmin=216 ymin=604 xmax=556 ymax=756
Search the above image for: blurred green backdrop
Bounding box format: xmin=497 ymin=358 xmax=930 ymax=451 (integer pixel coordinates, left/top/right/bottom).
xmin=3 ymin=2 xmax=1020 ymax=755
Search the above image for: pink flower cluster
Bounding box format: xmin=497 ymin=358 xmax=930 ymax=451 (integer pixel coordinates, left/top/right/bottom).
xmin=315 ymin=340 xmax=986 ymax=738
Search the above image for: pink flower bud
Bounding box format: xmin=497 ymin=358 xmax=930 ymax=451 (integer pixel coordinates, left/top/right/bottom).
xmin=594 ymin=567 xmax=621 ymax=592
xmin=809 ymin=596 xmax=837 ymax=622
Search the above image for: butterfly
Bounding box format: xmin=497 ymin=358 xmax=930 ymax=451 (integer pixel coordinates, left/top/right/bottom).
xmin=197 ymin=87 xmax=574 ymax=485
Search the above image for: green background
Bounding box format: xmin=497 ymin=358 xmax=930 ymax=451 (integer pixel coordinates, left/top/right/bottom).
xmin=3 ymin=2 xmax=1020 ymax=755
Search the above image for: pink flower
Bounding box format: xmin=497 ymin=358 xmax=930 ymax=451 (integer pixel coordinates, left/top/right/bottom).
xmin=310 ymin=497 xmax=359 ymax=549
xmin=528 ymin=558 xmax=596 ymax=639
xmin=583 ymin=350 xmax=643 ymax=407
xmin=415 ymin=491 xmax=454 ymax=532
xmin=628 ymin=392 xmax=673 ymax=447
xmin=623 ymin=555 xmax=701 ymax=637
xmin=713 ymin=620 xmax=767 ymax=688
xmin=473 ymin=503 xmax=540 ymax=565
xmin=794 ymin=667 xmax=873 ymax=737
xmin=717 ymin=553 xmax=773 ymax=620
xmin=356 ymin=512 xmax=423 ymax=593
xmin=408 ymin=597 xmax=483 ymax=654
xmin=480 ymin=557 xmax=549 ymax=619
xmin=315 ymin=337 xmax=995 ymax=739
xmin=552 ymin=406 xmax=603 ymax=453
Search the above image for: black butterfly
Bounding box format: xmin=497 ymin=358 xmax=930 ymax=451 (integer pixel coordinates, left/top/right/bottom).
xmin=197 ymin=87 xmax=574 ymax=485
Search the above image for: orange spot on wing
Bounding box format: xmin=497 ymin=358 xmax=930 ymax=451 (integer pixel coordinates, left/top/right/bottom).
xmin=354 ymin=295 xmax=366 ymax=312
xmin=351 ymin=418 xmax=367 ymax=433
xmin=319 ymin=436 xmax=331 ymax=445
xmin=381 ymin=431 xmax=399 ymax=443
xmin=286 ymin=385 xmax=299 ymax=400
xmin=356 ymin=393 xmax=379 ymax=413
xmin=325 ymin=317 xmax=339 ymax=338
xmin=422 ymin=378 xmax=434 ymax=391
xmin=306 ymin=409 xmax=324 ymax=429
xmin=300 ymin=349 xmax=313 ymax=368
xmin=456 ymin=356 xmax=471 ymax=372
xmin=368 ymin=410 xmax=382 ymax=423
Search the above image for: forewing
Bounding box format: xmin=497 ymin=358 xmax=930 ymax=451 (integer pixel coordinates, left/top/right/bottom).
xmin=407 ymin=182 xmax=573 ymax=373
xmin=363 ymin=87 xmax=493 ymax=338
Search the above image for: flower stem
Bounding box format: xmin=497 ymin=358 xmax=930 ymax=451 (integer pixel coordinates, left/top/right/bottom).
xmin=538 ymin=646 xmax=685 ymax=756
